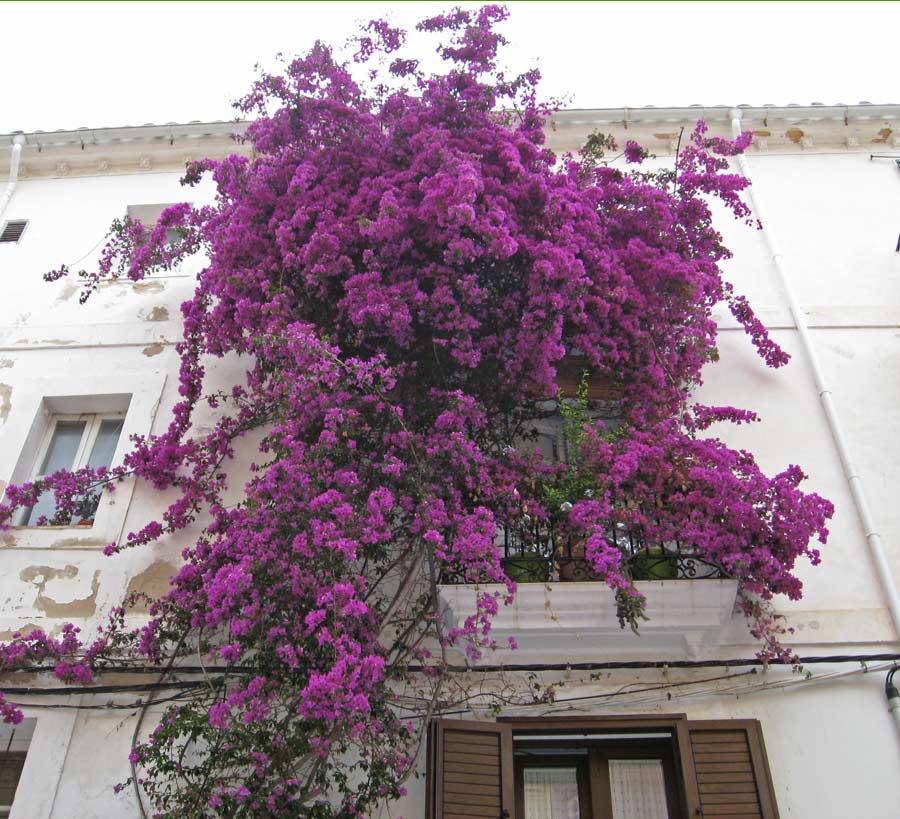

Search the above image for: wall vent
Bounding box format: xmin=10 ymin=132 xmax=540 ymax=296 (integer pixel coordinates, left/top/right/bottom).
xmin=0 ymin=220 xmax=28 ymax=243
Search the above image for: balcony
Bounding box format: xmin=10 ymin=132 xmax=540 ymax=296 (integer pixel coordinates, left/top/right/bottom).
xmin=437 ymin=521 xmax=739 ymax=660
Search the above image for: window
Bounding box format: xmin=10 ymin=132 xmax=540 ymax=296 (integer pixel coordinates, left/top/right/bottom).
xmin=0 ymin=378 xmax=163 ymax=549
xmin=19 ymin=413 xmax=124 ymax=526
xmin=0 ymin=720 xmax=34 ymax=819
xmin=0 ymin=220 xmax=27 ymax=244
xmin=126 ymin=203 xmax=181 ymax=245
xmin=428 ymin=716 xmax=779 ymax=819
xmin=520 ymin=354 xmax=624 ymax=468
xmin=515 ymin=735 xmax=679 ymax=819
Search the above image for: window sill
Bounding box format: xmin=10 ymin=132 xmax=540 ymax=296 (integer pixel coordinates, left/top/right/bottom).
xmin=10 ymin=520 xmax=94 ymax=531
xmin=4 ymin=508 xmax=118 ymax=550
xmin=438 ymin=579 xmax=740 ymax=660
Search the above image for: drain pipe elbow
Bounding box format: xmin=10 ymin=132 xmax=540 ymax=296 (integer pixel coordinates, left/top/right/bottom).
xmin=0 ymin=134 xmax=26 ymax=222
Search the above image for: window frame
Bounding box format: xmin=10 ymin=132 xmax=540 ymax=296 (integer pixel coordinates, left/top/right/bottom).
xmin=17 ymin=411 xmax=126 ymax=527
xmin=514 ymin=754 xmax=592 ymax=819
xmin=588 ymin=741 xmax=681 ymax=819
xmin=510 ymin=716 xmax=686 ymax=819
xmin=429 ymin=714 xmax=779 ymax=819
xmin=0 ymin=372 xmax=166 ymax=550
xmin=0 ymin=713 xmax=77 ymax=819
xmin=125 ymin=202 xmax=189 ymax=256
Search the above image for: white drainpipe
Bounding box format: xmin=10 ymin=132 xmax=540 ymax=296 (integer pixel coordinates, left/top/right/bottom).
xmin=729 ymin=110 xmax=900 ymax=642
xmin=0 ymin=134 xmax=26 ymax=223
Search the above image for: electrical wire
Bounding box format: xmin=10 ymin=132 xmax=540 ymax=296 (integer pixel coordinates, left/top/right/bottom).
xmin=399 ymin=652 xmax=900 ymax=674
xmin=0 ymin=678 xmax=220 ymax=696
xmin=1 ymin=655 xmax=896 ymax=716
xmin=11 ymin=652 xmax=900 ymax=679
xmin=394 ymin=661 xmax=900 ymax=720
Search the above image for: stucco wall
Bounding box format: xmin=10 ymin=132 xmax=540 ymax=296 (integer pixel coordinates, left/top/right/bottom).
xmin=1 ymin=117 xmax=899 ymax=817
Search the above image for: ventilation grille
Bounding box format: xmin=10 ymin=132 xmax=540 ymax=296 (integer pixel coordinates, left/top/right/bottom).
xmin=0 ymin=220 xmax=27 ymax=243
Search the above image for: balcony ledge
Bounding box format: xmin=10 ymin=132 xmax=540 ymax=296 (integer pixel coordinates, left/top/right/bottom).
xmin=438 ymin=579 xmax=740 ymax=661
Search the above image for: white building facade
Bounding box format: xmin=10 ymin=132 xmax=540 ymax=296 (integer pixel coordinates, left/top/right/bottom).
xmin=1 ymin=104 xmax=899 ymax=818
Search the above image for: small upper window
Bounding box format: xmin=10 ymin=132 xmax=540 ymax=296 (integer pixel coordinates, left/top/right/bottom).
xmin=126 ymin=203 xmax=180 ymax=245
xmin=19 ymin=413 xmax=124 ymax=526
xmin=0 ymin=220 xmax=28 ymax=244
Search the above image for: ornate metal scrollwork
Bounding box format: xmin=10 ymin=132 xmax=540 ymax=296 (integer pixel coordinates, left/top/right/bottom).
xmin=441 ymin=520 xmax=728 ymax=584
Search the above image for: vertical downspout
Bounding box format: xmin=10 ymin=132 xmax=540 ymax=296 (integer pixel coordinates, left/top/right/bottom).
xmin=728 ymin=109 xmax=900 ymax=641
xmin=0 ymin=134 xmax=26 ymax=222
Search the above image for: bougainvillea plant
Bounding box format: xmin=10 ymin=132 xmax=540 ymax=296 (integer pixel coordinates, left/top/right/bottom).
xmin=0 ymin=6 xmax=832 ymax=817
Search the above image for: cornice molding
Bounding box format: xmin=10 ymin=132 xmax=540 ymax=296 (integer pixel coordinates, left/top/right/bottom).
xmin=547 ymin=104 xmax=900 ymax=156
xmin=2 ymin=104 xmax=900 ymax=179
xmin=0 ymin=122 xmax=251 ymax=180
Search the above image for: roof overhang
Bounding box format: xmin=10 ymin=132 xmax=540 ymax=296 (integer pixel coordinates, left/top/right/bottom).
xmin=2 ymin=103 xmax=899 ymax=179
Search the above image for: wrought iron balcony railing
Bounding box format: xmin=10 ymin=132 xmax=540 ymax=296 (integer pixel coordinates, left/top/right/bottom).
xmin=441 ymin=519 xmax=728 ymax=584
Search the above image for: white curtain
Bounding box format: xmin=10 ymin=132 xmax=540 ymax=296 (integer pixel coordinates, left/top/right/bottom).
xmin=523 ymin=767 xmax=581 ymax=819
xmin=609 ymin=759 xmax=669 ymax=819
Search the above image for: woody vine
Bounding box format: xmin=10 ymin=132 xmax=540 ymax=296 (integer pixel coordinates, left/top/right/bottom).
xmin=0 ymin=7 xmax=832 ymax=817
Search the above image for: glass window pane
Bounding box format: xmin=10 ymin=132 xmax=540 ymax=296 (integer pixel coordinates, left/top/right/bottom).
xmin=39 ymin=421 xmax=86 ymax=474
xmin=22 ymin=421 xmax=86 ymax=525
xmin=609 ymin=759 xmax=669 ymax=819
xmin=70 ymin=419 xmax=125 ymax=524
xmin=87 ymin=418 xmax=124 ymax=469
xmin=523 ymin=767 xmax=580 ymax=819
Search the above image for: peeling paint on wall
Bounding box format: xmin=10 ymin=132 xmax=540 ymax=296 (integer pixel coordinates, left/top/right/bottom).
xmin=0 ymin=383 xmax=12 ymax=422
xmin=0 ymin=358 xmax=14 ymax=369
xmin=142 ymin=343 xmax=165 ymax=357
xmin=133 ymin=281 xmax=166 ymax=295
xmin=48 ymin=537 xmax=108 ymax=549
xmin=0 ymin=623 xmax=42 ymax=641
xmin=20 ymin=565 xmax=101 ymax=617
xmin=125 ymin=561 xmax=177 ymax=610
xmin=145 ymin=306 xmax=170 ymax=322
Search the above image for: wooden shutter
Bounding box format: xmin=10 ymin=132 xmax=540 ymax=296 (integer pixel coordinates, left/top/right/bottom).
xmin=428 ymin=719 xmax=515 ymax=819
xmin=677 ymin=719 xmax=779 ymax=819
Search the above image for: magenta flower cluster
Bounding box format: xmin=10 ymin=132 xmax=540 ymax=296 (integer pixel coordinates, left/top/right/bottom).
xmin=2 ymin=6 xmax=832 ymax=817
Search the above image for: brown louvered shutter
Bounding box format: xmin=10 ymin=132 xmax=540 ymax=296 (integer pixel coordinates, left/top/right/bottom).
xmin=428 ymin=719 xmax=514 ymax=819
xmin=677 ymin=719 xmax=779 ymax=819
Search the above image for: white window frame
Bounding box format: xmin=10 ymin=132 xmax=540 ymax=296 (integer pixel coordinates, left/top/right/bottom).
xmin=1 ymin=711 xmax=82 ymax=819
xmin=125 ymin=202 xmax=193 ymax=270
xmin=125 ymin=201 xmax=199 ymax=279
xmin=0 ymin=372 xmax=167 ymax=550
xmin=18 ymin=411 xmax=126 ymax=527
